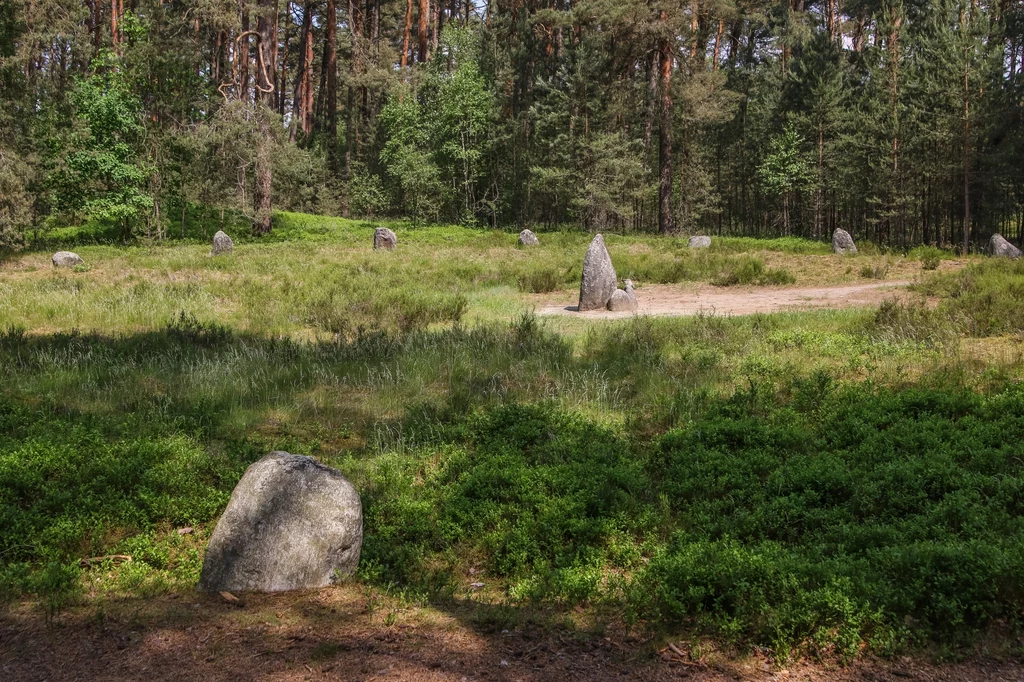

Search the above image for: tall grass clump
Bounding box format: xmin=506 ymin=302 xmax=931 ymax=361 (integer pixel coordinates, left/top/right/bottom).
xmin=919 ymin=258 xmax=1024 ymax=336
xmin=712 ymin=257 xmax=796 ymax=286
xmin=869 ymin=298 xmax=955 ymax=345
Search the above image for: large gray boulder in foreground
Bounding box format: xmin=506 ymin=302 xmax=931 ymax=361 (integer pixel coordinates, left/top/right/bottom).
xmin=578 ymin=234 xmax=617 ymax=311
xmin=607 ymin=279 xmax=638 ymax=312
xmin=518 ymin=229 xmax=539 ymax=246
xmin=51 ymin=251 xmax=84 ymax=268
xmin=688 ymin=236 xmax=711 ymax=249
xmin=989 ymin=234 xmax=1022 ymax=259
xmin=198 ymin=452 xmax=362 ymax=593
xmin=212 ymin=230 xmax=234 ymax=255
xmin=373 ymin=227 xmax=397 ymax=250
xmin=832 ymin=229 xmax=857 ymax=255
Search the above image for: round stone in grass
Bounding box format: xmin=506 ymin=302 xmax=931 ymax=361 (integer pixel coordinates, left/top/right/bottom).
xmin=373 ymin=227 xmax=397 ymax=250
xmin=198 ymin=452 xmax=362 ymax=593
xmin=52 ymin=251 xmax=84 ymax=268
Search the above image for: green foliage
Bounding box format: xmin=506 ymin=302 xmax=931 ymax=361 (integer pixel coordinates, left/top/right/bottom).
xmin=919 ymin=259 xmax=1024 ymax=336
xmin=911 ymin=246 xmax=945 ymax=270
xmin=361 ymin=403 xmax=652 ymax=599
xmin=48 ymin=53 xmax=152 ymax=236
xmin=361 ymin=384 xmax=1024 ymax=653
xmin=712 ymin=257 xmax=796 ymax=286
xmin=870 ymin=299 xmax=953 ymax=345
xmin=642 ymin=383 xmax=1024 ymax=649
xmin=0 ymin=398 xmax=231 ymax=564
xmin=379 ymin=93 xmax=444 ymax=223
xmin=0 ymin=147 xmax=30 ymax=250
xmin=757 ymin=126 xmax=815 ymax=198
xmin=348 ymin=163 xmax=390 ymax=218
xmin=380 ymin=28 xmax=493 ymax=224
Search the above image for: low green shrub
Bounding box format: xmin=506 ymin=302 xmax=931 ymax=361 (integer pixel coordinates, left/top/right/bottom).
xmin=2 ymin=306 xmax=1023 ymax=656
xmin=712 ymin=257 xmax=796 ymax=286
xmin=913 ymin=259 xmax=1024 ymax=337
xmin=908 ymin=246 xmax=948 ymax=271
xmin=358 ymin=383 xmax=1024 ymax=654
xmin=859 ymin=262 xmax=890 ymax=279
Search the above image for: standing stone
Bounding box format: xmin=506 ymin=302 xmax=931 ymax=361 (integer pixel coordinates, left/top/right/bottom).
xmin=518 ymin=229 xmax=540 ymax=247
xmin=51 ymin=251 xmax=84 ymax=268
xmin=607 ymin=279 xmax=638 ymax=312
xmin=578 ymin=234 xmax=617 ymax=312
xmin=832 ymin=229 xmax=857 ymax=255
xmin=373 ymin=227 xmax=397 ymax=251
xmin=989 ymin=234 xmax=1022 ymax=259
xmin=688 ymin=236 xmax=712 ymax=249
xmin=198 ymin=452 xmax=363 ymax=593
xmin=212 ymin=230 xmax=234 ymax=255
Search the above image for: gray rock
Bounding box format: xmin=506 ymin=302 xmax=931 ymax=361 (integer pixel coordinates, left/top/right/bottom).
xmin=51 ymin=251 xmax=84 ymax=268
xmin=607 ymin=280 xmax=638 ymax=312
xmin=989 ymin=234 xmax=1022 ymax=259
xmin=578 ymin=234 xmax=618 ymax=312
xmin=373 ymin=227 xmax=397 ymax=251
xmin=688 ymin=236 xmax=712 ymax=249
xmin=832 ymin=229 xmax=857 ymax=255
xmin=212 ymin=230 xmax=234 ymax=255
xmin=198 ymin=452 xmax=362 ymax=593
xmin=518 ymin=229 xmax=539 ymax=247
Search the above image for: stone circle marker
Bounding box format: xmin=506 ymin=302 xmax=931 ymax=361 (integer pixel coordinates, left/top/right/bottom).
xmin=578 ymin=234 xmax=617 ymax=312
xmin=607 ymin=279 xmax=638 ymax=312
xmin=688 ymin=236 xmax=711 ymax=249
xmin=51 ymin=251 xmax=84 ymax=268
xmin=832 ymin=229 xmax=857 ymax=255
xmin=212 ymin=230 xmax=234 ymax=255
xmin=198 ymin=451 xmax=363 ymax=593
xmin=518 ymin=229 xmax=539 ymax=246
xmin=373 ymin=227 xmax=397 ymax=250
xmin=989 ymin=234 xmax=1022 ymax=259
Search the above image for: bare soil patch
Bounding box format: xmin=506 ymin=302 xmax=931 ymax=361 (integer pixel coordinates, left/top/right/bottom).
xmin=538 ymin=281 xmax=917 ymax=319
xmin=2 ymin=588 xmax=1021 ymax=682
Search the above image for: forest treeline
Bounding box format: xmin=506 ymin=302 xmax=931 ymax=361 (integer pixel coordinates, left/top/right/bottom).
xmin=1 ymin=1 xmax=1023 ymax=249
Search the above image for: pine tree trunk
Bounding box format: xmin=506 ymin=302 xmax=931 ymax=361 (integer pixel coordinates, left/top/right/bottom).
xmin=279 ymin=3 xmax=290 ymax=116
xmin=963 ymin=59 xmax=971 ymax=252
xmin=323 ymin=0 xmax=338 ymax=159
xmin=291 ymin=2 xmax=314 ymax=140
xmin=254 ymin=0 xmax=277 ymax=235
xmin=644 ymin=51 xmax=657 ymax=151
xmin=431 ymin=0 xmax=440 ymax=54
xmin=418 ymin=0 xmax=429 ymax=62
xmin=437 ymin=0 xmax=445 ymax=47
xmin=239 ymin=9 xmax=250 ymax=101
xmin=253 ymin=111 xmax=273 ymax=234
xmin=401 ymin=0 xmax=413 ymax=68
xmin=110 ymin=0 xmax=119 ymax=53
xmin=256 ymin=1 xmax=276 ymax=102
xmin=658 ymin=18 xmax=674 ymax=235
xmin=712 ymin=19 xmax=723 ymax=70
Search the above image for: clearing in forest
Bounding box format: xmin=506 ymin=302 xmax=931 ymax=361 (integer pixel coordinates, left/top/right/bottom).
xmin=538 ymin=280 xmax=918 ymax=318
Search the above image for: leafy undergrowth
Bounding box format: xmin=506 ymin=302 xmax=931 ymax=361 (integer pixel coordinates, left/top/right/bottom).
xmin=711 ymin=256 xmax=796 ymax=286
xmin=5 ymin=370 xmax=1024 ymax=659
xmin=916 ymin=258 xmax=1024 ymax=336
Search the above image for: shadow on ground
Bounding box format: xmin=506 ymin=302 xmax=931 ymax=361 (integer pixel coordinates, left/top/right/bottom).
xmin=3 ymin=587 xmax=1021 ymax=682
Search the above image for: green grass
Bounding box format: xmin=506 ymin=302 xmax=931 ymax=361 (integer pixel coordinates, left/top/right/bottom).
xmin=2 ymin=213 xmax=848 ymax=336
xmin=1 ymin=211 xmax=1022 ymax=661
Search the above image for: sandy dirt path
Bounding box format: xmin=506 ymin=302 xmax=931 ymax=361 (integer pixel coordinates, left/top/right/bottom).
xmin=2 ymin=587 xmax=1021 ymax=682
xmin=538 ymin=281 xmax=915 ymax=319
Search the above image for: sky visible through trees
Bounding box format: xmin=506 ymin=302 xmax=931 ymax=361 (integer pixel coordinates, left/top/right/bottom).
xmin=1 ymin=0 xmax=1023 ymax=247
